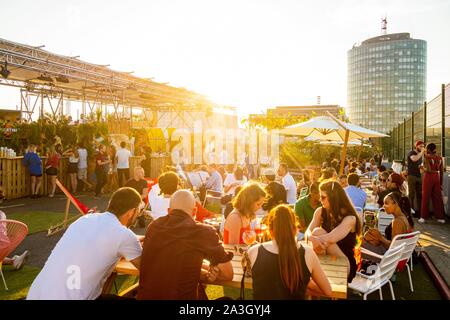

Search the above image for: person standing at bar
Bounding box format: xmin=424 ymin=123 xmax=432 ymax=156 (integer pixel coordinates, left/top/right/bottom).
xmin=116 ymin=141 xmax=132 ymax=188
xmin=407 ymin=140 xmax=424 ymax=218
xmin=95 ymin=144 xmax=111 ymax=199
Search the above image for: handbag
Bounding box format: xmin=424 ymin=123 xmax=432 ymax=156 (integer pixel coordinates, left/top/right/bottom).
xmin=238 ymin=249 xmax=252 ymax=300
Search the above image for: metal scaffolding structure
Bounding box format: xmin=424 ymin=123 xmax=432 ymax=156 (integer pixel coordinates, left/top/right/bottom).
xmin=0 ymin=37 xmax=222 ymax=129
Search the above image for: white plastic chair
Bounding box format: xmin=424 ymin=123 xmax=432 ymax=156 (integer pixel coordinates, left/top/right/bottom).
xmin=349 ymin=243 xmax=405 ymax=300
xmin=377 ymin=209 xmax=393 ymax=236
xmin=360 ymin=231 xmax=420 ymax=292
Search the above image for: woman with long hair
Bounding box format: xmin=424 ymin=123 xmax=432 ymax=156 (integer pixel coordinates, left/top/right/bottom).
xmin=305 ymin=180 xmax=362 ymax=282
xmin=63 ymin=144 xmax=79 ymax=193
xmin=223 ymin=183 xmax=266 ymax=244
xmin=364 ymin=191 xmax=414 ymax=253
xmin=248 ymin=205 xmax=332 ymax=299
xmin=45 ymin=145 xmax=61 ymax=197
xmin=419 ymin=143 xmax=446 ymax=224
xmin=372 ymin=171 xmax=389 ymax=198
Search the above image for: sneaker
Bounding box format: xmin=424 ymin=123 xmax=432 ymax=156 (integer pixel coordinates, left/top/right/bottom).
xmin=418 ymin=218 xmax=426 ymax=223
xmin=48 ymin=194 xmax=54 ymax=198
xmin=13 ymin=250 xmax=29 ymax=270
xmin=437 ymin=219 xmax=446 ymax=224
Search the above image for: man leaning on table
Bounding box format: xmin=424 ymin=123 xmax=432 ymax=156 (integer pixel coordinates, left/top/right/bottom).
xmin=27 ymin=188 xmax=144 ymax=300
xmin=137 ymin=189 xmax=233 ymax=300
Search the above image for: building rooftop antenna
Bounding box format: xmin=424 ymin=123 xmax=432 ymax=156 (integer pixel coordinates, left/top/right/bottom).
xmin=381 ymin=16 xmax=387 ymax=35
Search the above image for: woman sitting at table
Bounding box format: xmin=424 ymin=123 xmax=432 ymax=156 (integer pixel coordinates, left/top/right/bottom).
xmin=363 ymin=191 xmax=414 ymax=255
xmin=377 ymin=172 xmax=407 ymax=207
xmin=305 ymin=180 xmax=362 ymax=282
xmin=248 ymin=205 xmax=332 ymax=299
xmin=372 ymin=171 xmax=389 ymax=198
xmin=223 ymin=183 xmax=266 ymax=245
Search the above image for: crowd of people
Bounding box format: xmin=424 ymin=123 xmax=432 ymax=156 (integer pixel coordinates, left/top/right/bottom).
xmin=20 ymin=140 xmax=134 ymax=199
xmin=1 ymin=138 xmax=447 ymax=300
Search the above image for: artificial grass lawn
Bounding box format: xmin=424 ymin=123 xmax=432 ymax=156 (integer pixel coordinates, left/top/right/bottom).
xmin=6 ymin=211 xmax=78 ymax=234
xmin=0 ymin=265 xmax=41 ymax=300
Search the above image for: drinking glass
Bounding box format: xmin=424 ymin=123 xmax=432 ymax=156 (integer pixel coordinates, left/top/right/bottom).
xmin=242 ymin=230 xmax=257 ymax=246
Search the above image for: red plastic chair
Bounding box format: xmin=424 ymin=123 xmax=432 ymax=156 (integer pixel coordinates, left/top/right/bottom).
xmin=0 ymin=220 xmax=29 ymax=290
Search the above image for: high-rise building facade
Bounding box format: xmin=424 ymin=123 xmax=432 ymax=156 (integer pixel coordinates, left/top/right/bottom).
xmin=347 ymin=33 xmax=427 ymax=133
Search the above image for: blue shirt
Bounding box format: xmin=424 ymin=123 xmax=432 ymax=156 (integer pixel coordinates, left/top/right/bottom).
xmin=205 ymin=170 xmax=223 ymax=192
xmin=344 ymin=185 xmax=367 ymax=210
xmin=23 ymin=152 xmax=42 ymax=175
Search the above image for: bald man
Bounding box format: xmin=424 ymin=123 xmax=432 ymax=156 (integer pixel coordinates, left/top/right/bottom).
xmin=137 ymin=190 xmax=233 ymax=300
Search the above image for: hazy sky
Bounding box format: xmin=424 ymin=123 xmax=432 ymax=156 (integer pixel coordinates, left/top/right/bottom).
xmin=1 ymin=0 xmax=449 ymax=116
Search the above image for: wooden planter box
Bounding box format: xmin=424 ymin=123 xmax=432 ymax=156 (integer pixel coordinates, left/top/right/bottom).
xmin=0 ymin=155 xmax=172 ymax=200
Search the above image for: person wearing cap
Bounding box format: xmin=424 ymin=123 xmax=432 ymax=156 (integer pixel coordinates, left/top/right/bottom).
xmin=262 ymin=168 xmax=276 ymax=184
xmin=27 ymin=187 xmax=144 ymax=300
xmin=137 ymin=189 xmax=233 ymax=300
xmin=407 ymin=140 xmax=425 ymax=218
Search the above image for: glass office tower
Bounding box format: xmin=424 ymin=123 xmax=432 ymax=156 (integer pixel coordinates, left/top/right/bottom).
xmin=347 ymin=33 xmax=426 ymax=133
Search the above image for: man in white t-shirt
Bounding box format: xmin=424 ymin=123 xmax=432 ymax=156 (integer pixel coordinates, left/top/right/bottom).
xmin=77 ymin=142 xmax=92 ymax=192
xmin=27 ymin=188 xmax=143 ymax=300
xmin=277 ymin=163 xmax=297 ymax=204
xmin=116 ymin=141 xmax=132 ymax=188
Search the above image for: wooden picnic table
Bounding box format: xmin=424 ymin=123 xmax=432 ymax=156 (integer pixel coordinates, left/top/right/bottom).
xmin=111 ymin=242 xmax=348 ymax=299
xmin=215 ymin=244 xmax=348 ymax=299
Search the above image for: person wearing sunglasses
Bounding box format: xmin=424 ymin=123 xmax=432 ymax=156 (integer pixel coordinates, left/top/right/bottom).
xmin=372 ymin=171 xmax=389 ymax=198
xmin=305 ymin=180 xmax=362 ymax=282
xmin=376 ymin=172 xmax=406 ymax=207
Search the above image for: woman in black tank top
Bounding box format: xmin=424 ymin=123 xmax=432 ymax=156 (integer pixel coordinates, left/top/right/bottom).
xmin=305 ymin=180 xmax=362 ymax=283
xmin=248 ymin=205 xmax=332 ymax=299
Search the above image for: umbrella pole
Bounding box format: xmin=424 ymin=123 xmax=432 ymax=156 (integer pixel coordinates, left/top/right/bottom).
xmin=340 ymin=130 xmax=350 ymax=175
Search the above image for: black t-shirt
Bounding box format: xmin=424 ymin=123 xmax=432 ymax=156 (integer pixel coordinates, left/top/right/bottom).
xmin=125 ymin=178 xmax=148 ymax=195
xmin=407 ymin=150 xmax=422 ymax=177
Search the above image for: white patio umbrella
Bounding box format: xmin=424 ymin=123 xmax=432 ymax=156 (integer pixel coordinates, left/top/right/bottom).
xmin=280 ymin=112 xmax=388 ymax=174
